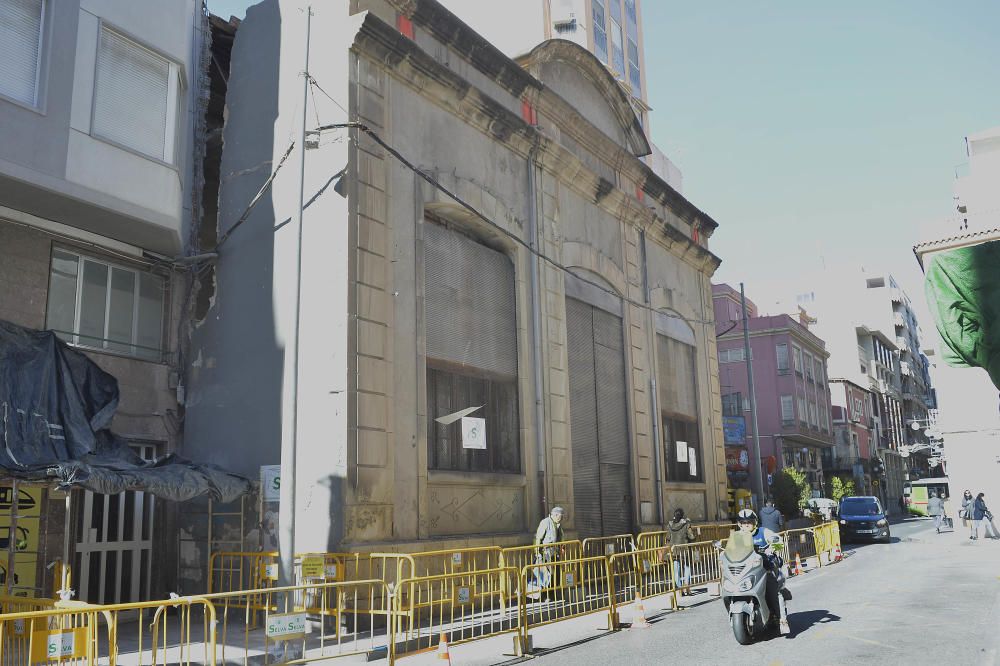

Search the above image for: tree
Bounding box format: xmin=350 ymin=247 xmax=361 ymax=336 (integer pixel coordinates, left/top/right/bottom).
xmin=771 ymin=468 xmax=811 ymax=518
xmin=830 ymin=476 xmax=857 ymax=504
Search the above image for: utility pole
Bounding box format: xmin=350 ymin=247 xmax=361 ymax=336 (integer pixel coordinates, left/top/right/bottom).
xmin=279 ymin=5 xmax=311 ymax=588
xmin=741 ymin=283 xmax=765 ymax=509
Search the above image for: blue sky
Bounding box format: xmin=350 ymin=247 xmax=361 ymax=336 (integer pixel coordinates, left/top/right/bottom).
xmin=641 ymin=1 xmax=1000 ymax=318
xmin=208 ymin=1 xmax=999 ymax=323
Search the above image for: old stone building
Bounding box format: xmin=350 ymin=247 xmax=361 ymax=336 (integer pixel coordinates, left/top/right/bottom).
xmin=181 ymin=0 xmax=727 ymax=581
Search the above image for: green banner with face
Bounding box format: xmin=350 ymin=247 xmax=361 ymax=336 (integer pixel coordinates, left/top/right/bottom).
xmin=924 ymin=238 xmax=1000 ymax=390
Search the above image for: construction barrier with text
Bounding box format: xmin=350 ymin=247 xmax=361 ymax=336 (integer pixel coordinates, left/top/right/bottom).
xmin=0 ymin=521 xmax=841 ymax=664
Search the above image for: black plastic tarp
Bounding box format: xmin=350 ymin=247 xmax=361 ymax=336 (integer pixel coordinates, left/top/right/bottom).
xmin=0 ymin=320 xmax=250 ymax=502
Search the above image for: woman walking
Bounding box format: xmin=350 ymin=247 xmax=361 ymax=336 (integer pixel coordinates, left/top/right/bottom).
xmin=961 ymin=490 xmax=974 ymax=536
xmin=972 ymin=492 xmax=999 ymax=540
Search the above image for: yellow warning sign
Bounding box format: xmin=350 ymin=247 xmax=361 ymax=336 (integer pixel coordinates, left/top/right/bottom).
xmin=301 ymin=557 xmax=324 ymax=579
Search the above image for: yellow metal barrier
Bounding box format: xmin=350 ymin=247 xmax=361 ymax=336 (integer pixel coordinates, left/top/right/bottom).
xmin=390 ymin=567 xmax=519 ymax=661
xmin=582 ymin=534 xmax=635 ymax=558
xmin=782 ymin=527 xmax=819 ymax=570
xmin=0 ymin=596 xmax=216 ymax=666
xmin=636 ymin=523 xmax=736 ymax=551
xmin=518 ymin=555 xmax=615 ymax=651
xmin=607 ymin=547 xmax=677 ymax=619
xmin=202 ymin=579 xmax=390 ymax=665
xmin=668 ymin=538 xmax=727 ymax=604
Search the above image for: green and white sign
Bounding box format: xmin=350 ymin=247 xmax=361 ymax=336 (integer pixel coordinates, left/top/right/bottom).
xmin=266 ymin=612 xmax=306 ymax=641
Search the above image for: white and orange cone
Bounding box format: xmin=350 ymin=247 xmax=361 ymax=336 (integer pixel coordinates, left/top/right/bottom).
xmin=833 ymin=544 xmax=842 ymax=562
xmin=631 ymin=593 xmax=651 ymax=630
xmin=437 ymin=632 xmax=452 ymax=663
xmin=793 ymin=553 xmax=804 ymax=575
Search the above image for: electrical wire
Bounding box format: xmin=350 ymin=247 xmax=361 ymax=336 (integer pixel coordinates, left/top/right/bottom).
xmin=313 ymin=120 xmax=718 ymax=327
xmin=216 ymin=142 xmax=296 ymax=249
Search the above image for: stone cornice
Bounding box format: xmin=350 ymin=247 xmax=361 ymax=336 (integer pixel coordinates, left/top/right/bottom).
xmin=353 ymin=12 xmax=721 ymax=275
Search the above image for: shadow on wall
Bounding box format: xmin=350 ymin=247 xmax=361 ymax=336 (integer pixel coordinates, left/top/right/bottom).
xmin=178 ymin=0 xmax=283 ymax=592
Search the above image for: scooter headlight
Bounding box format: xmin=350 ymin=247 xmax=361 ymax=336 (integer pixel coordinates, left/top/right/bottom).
xmin=738 ymin=576 xmax=755 ymax=592
xmin=876 ymin=519 xmax=888 ymax=527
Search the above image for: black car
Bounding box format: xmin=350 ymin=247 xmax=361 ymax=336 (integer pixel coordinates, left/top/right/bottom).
xmin=838 ymin=496 xmax=891 ymax=543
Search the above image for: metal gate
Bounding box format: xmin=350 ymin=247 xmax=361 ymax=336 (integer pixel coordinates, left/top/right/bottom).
xmin=74 ymin=443 xmax=156 ymax=604
xmin=566 ymin=297 xmax=632 ymax=538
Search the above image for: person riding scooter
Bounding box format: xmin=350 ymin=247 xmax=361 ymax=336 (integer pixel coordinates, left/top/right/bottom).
xmin=737 ymin=508 xmax=789 ymax=634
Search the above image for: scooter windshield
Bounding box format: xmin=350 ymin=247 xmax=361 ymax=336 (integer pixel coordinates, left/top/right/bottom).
xmin=724 ymin=531 xmax=755 ymax=562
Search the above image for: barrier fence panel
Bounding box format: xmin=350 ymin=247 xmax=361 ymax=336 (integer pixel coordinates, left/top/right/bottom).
xmin=635 ymin=530 xmax=668 ymax=551
xmin=691 ymin=523 xmax=737 ymax=543
xmin=499 ymin=540 xmax=582 ymax=605
xmin=390 ymin=567 xmax=519 ymax=661
xmin=582 ymin=534 xmax=635 ymax=559
xmin=783 ymin=528 xmax=819 ymax=570
xmin=203 ymin=579 xmax=390 ymax=665
xmin=0 ymin=596 xmax=216 ymax=666
xmin=668 ymin=539 xmax=727 ymax=605
xmin=607 ymin=548 xmax=676 ymax=615
xmin=518 ymin=555 xmax=614 ymax=649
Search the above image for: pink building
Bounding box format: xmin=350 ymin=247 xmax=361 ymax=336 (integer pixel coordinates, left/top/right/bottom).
xmin=827 ymin=379 xmax=877 ymax=495
xmin=713 ymin=284 xmax=834 ymax=498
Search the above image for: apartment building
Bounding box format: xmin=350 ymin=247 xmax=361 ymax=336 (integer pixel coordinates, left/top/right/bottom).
xmin=0 ymin=0 xmax=206 ymax=601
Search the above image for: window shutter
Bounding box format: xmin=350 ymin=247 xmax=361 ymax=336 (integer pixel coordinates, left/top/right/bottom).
xmin=0 ymin=0 xmax=43 ymax=106
xmin=424 ymin=222 xmax=517 ymax=377
xmin=776 ymin=343 xmax=788 ymax=370
xmin=93 ymin=27 xmax=171 ymax=160
xmin=780 ymin=396 xmax=794 ymax=423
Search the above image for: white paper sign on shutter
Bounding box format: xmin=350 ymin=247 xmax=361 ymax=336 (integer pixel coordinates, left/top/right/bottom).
xmin=461 ymin=417 xmax=486 ymax=450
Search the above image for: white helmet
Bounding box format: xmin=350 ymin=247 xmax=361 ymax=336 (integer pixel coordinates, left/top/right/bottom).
xmin=737 ymin=509 xmax=758 ymax=527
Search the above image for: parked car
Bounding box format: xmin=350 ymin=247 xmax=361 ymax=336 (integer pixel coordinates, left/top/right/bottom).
xmin=838 ymin=496 xmax=891 ymax=543
xmin=804 ymin=497 xmax=838 ymax=521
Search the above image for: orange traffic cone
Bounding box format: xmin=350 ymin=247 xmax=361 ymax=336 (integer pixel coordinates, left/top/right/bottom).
xmin=793 ymin=553 xmax=804 ymax=576
xmin=437 ymin=632 xmax=452 ymax=663
xmin=833 ymin=544 xmax=842 ymax=562
xmin=631 ymin=593 xmax=651 ymax=629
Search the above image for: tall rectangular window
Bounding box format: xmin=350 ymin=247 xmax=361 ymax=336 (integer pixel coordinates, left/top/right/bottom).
xmin=93 ymin=26 xmax=178 ymax=162
xmin=624 ymin=0 xmax=640 ymax=92
xmin=610 ymin=17 xmax=625 ymax=75
xmin=424 ymin=222 xmax=521 ymax=473
xmin=776 ymin=343 xmax=789 ymax=372
xmin=792 ymin=346 xmax=802 ymax=374
xmin=0 ymin=0 xmax=44 ymax=106
xmin=804 ymin=352 xmax=814 ymax=381
xmin=815 ymin=359 xmax=824 ymax=384
xmin=721 ymin=392 xmax=742 ymax=417
xmin=780 ymin=395 xmax=794 ymax=426
xmin=592 ymin=0 xmax=608 ymax=64
xmin=658 ymin=333 xmax=702 ymax=483
xmin=45 ymin=249 xmax=165 ymax=361
xmin=797 ymin=396 xmax=807 ymax=425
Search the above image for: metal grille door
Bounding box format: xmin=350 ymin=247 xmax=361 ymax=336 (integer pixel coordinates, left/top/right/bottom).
xmin=74 ymin=443 xmax=156 ymax=604
xmin=566 ymin=298 xmax=632 ymax=537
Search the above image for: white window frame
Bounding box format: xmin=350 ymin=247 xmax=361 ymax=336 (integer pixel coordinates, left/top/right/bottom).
xmin=780 ymin=395 xmax=794 ymax=426
xmin=792 ymin=345 xmax=802 ymax=374
xmin=797 ymin=396 xmax=807 ymax=425
xmin=91 ymin=23 xmax=182 ymax=165
xmin=46 ymin=248 xmax=166 ymax=361
xmin=804 ymin=352 xmax=814 ymax=380
xmin=776 ymin=343 xmax=789 ymax=373
xmin=0 ymin=0 xmax=46 ymax=109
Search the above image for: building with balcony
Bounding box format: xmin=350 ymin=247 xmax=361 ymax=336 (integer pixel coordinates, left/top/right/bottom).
xmin=0 ymin=0 xmax=206 ymax=602
xmin=713 ymin=284 xmax=834 ymax=502
xmin=826 ymin=379 xmax=876 ymax=495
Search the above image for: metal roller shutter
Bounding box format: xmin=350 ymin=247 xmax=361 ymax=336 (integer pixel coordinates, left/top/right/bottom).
xmin=567 ymin=297 xmax=633 ymax=537
xmin=424 ymin=222 xmax=518 ymax=378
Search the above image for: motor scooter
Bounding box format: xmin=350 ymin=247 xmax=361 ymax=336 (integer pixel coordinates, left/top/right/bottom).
xmin=715 ymin=531 xmax=791 ymax=644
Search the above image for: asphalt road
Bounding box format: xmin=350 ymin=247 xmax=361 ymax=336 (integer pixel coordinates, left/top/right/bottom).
xmin=495 ymin=519 xmax=1000 ymax=666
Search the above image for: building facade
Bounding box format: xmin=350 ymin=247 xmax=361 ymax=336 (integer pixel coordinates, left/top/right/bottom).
xmin=827 ymin=379 xmax=876 ymax=496
xmin=435 ymin=0 xmax=682 ymax=192
xmin=0 ymin=0 xmax=206 ymax=601
xmin=914 ymin=126 xmax=1000 ymax=522
xmin=713 ymin=284 xmax=835 ymax=503
xmin=179 ymin=0 xmax=728 ymax=589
